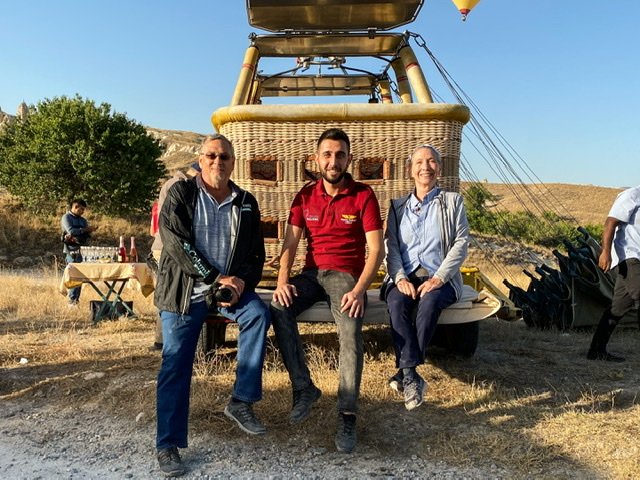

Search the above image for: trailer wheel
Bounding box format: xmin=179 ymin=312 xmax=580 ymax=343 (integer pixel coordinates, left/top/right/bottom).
xmin=199 ymin=321 xmax=228 ymax=355
xmin=437 ymin=321 xmax=480 ymax=357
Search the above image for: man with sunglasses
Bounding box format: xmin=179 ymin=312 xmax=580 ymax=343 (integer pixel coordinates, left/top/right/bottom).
xmin=153 ymin=134 xmax=270 ymax=477
xmin=270 ymin=128 xmax=384 ymax=454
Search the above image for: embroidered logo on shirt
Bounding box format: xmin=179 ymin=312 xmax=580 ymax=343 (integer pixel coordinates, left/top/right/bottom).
xmin=241 ymin=204 xmax=252 ymax=212
xmin=304 ymin=209 xmax=320 ymax=222
xmin=340 ymin=214 xmax=359 ymax=224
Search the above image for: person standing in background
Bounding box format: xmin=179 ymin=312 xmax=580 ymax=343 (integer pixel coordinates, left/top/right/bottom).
xmin=587 ymin=184 xmax=640 ymax=362
xmin=61 ymin=198 xmax=97 ymax=305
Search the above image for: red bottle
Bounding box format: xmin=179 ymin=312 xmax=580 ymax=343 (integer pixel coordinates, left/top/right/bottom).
xmin=118 ymin=236 xmax=127 ymax=263
xmin=129 ymin=236 xmax=138 ymax=263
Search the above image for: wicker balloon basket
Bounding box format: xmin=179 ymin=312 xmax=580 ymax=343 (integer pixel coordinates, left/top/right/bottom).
xmin=213 ymin=103 xmax=469 ymax=272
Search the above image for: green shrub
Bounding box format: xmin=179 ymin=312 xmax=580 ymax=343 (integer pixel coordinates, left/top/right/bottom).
xmin=0 ymin=95 xmax=166 ymax=216
xmin=463 ymin=184 xmax=600 ymax=248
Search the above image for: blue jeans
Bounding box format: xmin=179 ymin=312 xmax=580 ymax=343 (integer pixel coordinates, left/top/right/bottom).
xmin=65 ymin=253 xmax=83 ymax=303
xmin=386 ymin=282 xmax=456 ymax=368
xmin=270 ymin=269 xmax=364 ymax=414
xmin=156 ymin=292 xmax=270 ymax=450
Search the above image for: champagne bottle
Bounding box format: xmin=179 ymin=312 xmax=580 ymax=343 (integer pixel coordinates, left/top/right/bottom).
xmin=118 ymin=236 xmax=127 ymax=263
xmin=129 ymin=236 xmax=138 ymax=263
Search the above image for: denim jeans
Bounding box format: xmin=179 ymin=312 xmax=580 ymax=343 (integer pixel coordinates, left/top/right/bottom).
xmin=386 ymin=281 xmax=456 ymax=368
xmin=156 ymin=292 xmax=270 ymax=450
xmin=270 ymin=269 xmax=364 ymax=414
xmin=65 ymin=253 xmax=83 ymax=303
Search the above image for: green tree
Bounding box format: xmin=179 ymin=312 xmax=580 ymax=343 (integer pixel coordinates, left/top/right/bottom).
xmin=0 ymin=95 xmax=166 ymax=215
xmin=464 ymin=183 xmax=498 ymax=234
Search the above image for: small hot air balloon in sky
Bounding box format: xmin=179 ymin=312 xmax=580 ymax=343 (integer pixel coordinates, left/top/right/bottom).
xmin=451 ymin=0 xmax=481 ymax=21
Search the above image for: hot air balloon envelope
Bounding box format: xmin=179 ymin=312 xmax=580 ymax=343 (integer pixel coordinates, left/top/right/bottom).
xmin=451 ymin=0 xmax=481 ymax=18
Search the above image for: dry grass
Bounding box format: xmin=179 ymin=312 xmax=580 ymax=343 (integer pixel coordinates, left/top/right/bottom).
xmin=0 ymin=177 xmax=631 ymax=476
xmin=2 ymin=271 xmax=640 ymax=478
xmin=465 ymin=182 xmax=622 ymax=227
xmin=0 ymin=194 xmax=152 ymax=265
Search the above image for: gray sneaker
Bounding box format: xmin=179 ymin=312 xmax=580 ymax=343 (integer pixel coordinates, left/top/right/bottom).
xmin=157 ymin=447 xmax=186 ymax=477
xmin=224 ymin=401 xmax=267 ymax=435
xmin=335 ymin=413 xmax=357 ymax=453
xmin=404 ymin=375 xmax=427 ymax=411
xmin=388 ymin=369 xmax=404 ymax=394
xmin=289 ymin=384 xmax=322 ymax=423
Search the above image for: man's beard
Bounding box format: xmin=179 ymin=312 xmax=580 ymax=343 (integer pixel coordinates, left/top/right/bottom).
xmin=321 ymin=169 xmax=345 ymax=185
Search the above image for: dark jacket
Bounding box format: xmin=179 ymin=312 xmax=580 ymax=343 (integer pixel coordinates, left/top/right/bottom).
xmin=60 ymin=211 xmax=91 ymax=254
xmin=153 ymin=178 xmax=265 ymax=314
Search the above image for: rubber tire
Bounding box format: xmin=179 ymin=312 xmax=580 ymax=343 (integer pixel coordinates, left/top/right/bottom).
xmin=436 ymin=321 xmax=480 ymax=358
xmin=199 ymin=321 xmax=228 ymax=354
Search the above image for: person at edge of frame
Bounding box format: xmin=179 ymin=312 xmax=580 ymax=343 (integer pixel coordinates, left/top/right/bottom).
xmin=587 ymin=183 xmax=640 ymax=362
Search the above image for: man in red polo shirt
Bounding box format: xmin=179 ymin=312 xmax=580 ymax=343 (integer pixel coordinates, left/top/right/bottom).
xmin=271 ymin=128 xmax=384 ymax=454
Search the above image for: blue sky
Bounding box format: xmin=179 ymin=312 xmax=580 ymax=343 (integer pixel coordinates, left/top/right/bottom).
xmin=1 ymin=1 xmax=637 ymax=188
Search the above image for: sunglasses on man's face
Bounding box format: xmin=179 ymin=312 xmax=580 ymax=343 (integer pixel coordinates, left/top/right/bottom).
xmin=201 ymin=152 xmax=231 ymax=161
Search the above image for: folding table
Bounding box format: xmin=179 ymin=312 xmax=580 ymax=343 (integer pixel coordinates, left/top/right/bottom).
xmin=60 ymin=262 xmax=155 ymax=322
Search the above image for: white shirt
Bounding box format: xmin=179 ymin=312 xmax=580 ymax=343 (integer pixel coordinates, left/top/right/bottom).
xmin=609 ymin=185 xmax=640 ymax=268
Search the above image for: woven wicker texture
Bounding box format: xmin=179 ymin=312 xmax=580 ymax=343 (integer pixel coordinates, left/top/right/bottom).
xmin=220 ymin=118 xmax=464 ymax=266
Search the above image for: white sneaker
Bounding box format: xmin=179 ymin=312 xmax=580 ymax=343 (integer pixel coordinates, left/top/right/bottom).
xmin=404 ymin=376 xmax=427 ymax=411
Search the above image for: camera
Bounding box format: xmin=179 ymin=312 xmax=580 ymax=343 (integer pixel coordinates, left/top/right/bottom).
xmin=204 ymin=284 xmax=234 ymax=309
xmin=213 ymin=286 xmax=234 ymax=303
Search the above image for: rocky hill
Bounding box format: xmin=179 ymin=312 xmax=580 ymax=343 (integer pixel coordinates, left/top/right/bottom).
xmin=146 ymin=128 xmax=204 ymax=175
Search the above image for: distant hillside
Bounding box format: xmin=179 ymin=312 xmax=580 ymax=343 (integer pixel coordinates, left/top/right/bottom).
xmin=464 ymin=182 xmax=622 ymax=227
xmin=146 ymin=128 xmax=204 ymax=176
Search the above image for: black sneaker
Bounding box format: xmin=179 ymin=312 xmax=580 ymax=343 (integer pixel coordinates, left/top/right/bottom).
xmin=404 ymin=375 xmax=427 ymax=411
xmin=224 ymin=400 xmax=267 ymax=435
xmin=587 ymin=350 xmax=625 ymax=362
xmin=157 ymin=447 xmax=185 ymax=477
xmin=388 ymin=369 xmax=404 ymax=394
xmin=335 ymin=413 xmax=357 ymax=453
xmin=289 ymin=384 xmax=322 ymax=423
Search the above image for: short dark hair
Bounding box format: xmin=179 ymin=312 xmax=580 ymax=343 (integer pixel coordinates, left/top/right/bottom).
xmin=70 ymin=198 xmax=87 ymax=208
xmin=317 ymin=128 xmax=350 ymax=152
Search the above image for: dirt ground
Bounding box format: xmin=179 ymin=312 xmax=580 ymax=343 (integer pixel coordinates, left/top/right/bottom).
xmin=1 ymin=182 xmax=634 ymax=478
xmin=2 ymin=298 xmax=640 ymax=479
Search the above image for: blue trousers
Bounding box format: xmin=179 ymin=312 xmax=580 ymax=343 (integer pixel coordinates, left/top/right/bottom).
xmin=386 ymin=282 xmax=456 ymax=368
xmin=156 ymin=292 xmax=271 ymax=450
xmin=65 ymin=253 xmax=82 ymax=302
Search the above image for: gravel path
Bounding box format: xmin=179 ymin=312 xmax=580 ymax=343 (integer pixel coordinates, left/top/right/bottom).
xmin=0 ymin=399 xmax=506 ymax=479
